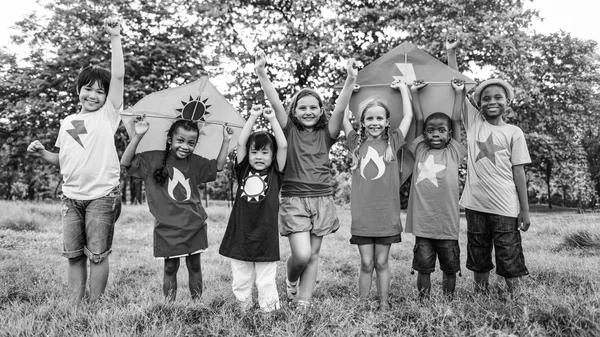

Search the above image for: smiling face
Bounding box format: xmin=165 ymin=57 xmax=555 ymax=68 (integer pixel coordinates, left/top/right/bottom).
xmin=362 ymin=105 xmax=390 ymax=139
xmin=480 ymin=84 xmax=508 ymax=124
xmin=423 ymin=117 xmax=451 ymax=149
xmin=168 ymin=127 xmax=199 ymax=159
xmin=78 ymin=81 xmax=107 ymax=113
xmin=248 ymin=142 xmax=274 ymax=171
xmin=294 ymin=95 xmax=323 ymax=131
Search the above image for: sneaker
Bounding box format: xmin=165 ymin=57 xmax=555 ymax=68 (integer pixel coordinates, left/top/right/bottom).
xmin=286 ymin=279 xmax=298 ymax=303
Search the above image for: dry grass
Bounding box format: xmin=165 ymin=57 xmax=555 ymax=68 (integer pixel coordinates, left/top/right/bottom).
xmin=0 ymin=200 xmax=599 ymax=336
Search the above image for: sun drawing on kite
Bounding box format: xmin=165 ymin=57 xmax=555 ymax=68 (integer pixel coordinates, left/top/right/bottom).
xmin=240 ymin=172 xmax=268 ymax=202
xmin=175 ymin=95 xmax=212 ymax=122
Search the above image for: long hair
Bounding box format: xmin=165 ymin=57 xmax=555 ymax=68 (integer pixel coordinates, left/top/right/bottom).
xmin=286 ymin=88 xmax=328 ymax=131
xmin=76 ymin=65 xmax=111 ymax=94
xmin=350 ymin=97 xmax=394 ymax=171
xmin=153 ymin=120 xmax=200 ymax=186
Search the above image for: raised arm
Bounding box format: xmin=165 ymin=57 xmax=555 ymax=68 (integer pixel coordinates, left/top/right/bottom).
xmin=329 ymin=58 xmax=358 ymax=138
xmin=104 ymin=18 xmax=124 ymax=110
xmin=216 ymin=124 xmax=234 ymax=171
xmin=409 ymin=80 xmax=428 ymax=137
xmin=120 ymin=117 xmax=148 ymax=167
xmin=237 ymin=105 xmax=263 ymax=164
xmin=446 ymin=31 xmax=459 ymax=71
xmin=341 ymin=105 xmax=354 ymax=137
xmin=27 ymin=140 xmax=59 ymax=167
xmin=263 ymin=107 xmax=288 ymax=169
xmin=254 ymin=50 xmax=287 ymax=127
xmin=450 ymin=78 xmax=465 ymax=142
xmin=391 ymin=81 xmax=413 ymax=138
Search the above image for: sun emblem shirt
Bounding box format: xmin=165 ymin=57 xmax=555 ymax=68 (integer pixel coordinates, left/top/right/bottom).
xmin=459 ymin=102 xmax=531 ymax=217
xmin=55 ymin=100 xmax=122 ymax=200
xmin=127 ymin=151 xmax=217 ymax=257
xmin=346 ymin=129 xmax=405 ymax=237
xmin=219 ymin=155 xmax=284 ymax=262
xmin=405 ymin=136 xmax=466 ymax=240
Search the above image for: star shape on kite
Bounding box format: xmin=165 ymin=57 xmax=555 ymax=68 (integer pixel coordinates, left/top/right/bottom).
xmin=476 ymin=133 xmax=504 ymax=165
xmin=415 ymin=154 xmax=446 ymax=187
xmin=240 ymin=171 xmax=268 ymax=202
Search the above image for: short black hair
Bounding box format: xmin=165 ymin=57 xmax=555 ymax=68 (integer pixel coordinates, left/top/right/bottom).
xmin=423 ymin=112 xmax=452 ymax=131
xmin=247 ymin=131 xmax=277 ymax=157
xmin=76 ymin=65 xmax=111 ymax=94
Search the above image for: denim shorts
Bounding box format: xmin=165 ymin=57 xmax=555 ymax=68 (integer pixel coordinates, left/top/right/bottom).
xmin=412 ymin=237 xmax=460 ymax=274
xmin=279 ymin=196 xmax=340 ymax=236
xmin=465 ymin=209 xmax=528 ymax=278
xmin=350 ymin=234 xmax=401 ymax=245
xmin=61 ymin=186 xmax=122 ymax=263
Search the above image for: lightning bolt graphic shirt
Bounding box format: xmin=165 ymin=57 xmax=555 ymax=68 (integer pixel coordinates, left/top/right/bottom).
xmin=405 ymin=136 xmax=466 ymax=240
xmin=55 ymin=100 xmax=122 ymax=200
xmin=219 ymin=156 xmax=284 ymax=262
xmin=127 ymin=151 xmax=217 ymax=258
xmin=347 ymin=129 xmax=405 ymax=237
xmin=459 ymin=102 xmax=531 ymax=217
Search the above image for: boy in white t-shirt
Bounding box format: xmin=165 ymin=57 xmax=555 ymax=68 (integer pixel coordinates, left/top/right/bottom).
xmin=27 ymin=18 xmax=125 ymax=303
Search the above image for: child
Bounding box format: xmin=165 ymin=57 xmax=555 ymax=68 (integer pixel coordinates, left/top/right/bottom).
xmin=447 ymin=36 xmax=531 ymax=295
xmin=26 ymin=18 xmax=124 ymax=303
xmin=120 ymin=117 xmax=233 ymax=300
xmin=405 ymin=77 xmax=467 ymax=300
xmin=342 ymin=81 xmax=413 ymax=311
xmin=219 ymin=104 xmax=287 ymax=313
xmin=254 ymin=50 xmax=357 ymax=310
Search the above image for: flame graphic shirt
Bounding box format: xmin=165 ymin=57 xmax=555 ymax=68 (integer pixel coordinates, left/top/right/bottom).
xmin=219 ymin=156 xmax=284 ymax=262
xmin=128 ymin=151 xmax=217 ymax=258
xmin=55 ymin=100 xmax=122 ymax=200
xmin=346 ymin=129 xmax=405 ymax=237
xmin=405 ymin=136 xmax=466 ymax=239
xmin=459 ymin=102 xmax=531 ymax=217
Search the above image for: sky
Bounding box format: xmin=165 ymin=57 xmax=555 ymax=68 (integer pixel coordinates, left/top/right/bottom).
xmin=1 ymin=0 xmax=598 ymax=57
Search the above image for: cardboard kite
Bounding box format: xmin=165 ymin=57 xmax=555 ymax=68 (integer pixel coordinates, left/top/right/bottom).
xmin=121 ymin=77 xmax=245 ymax=159
xmin=339 ymin=41 xmax=476 ymax=184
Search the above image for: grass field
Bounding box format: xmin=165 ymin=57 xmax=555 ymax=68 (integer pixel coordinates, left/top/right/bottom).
xmin=0 ymin=200 xmax=599 ymax=336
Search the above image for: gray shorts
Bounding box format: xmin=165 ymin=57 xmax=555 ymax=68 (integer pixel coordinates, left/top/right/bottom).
xmin=279 ymin=196 xmax=339 ymax=236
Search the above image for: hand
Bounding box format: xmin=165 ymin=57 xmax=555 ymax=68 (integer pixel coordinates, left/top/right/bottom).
xmin=346 ymin=58 xmax=358 ymax=79
xmin=391 ymin=79 xmax=408 ymax=91
xmin=104 ymin=17 xmax=121 ymax=37
xmin=263 ymin=107 xmax=276 ymax=121
xmin=517 ymin=211 xmax=531 ymax=232
xmin=254 ymin=50 xmax=267 ymax=72
xmin=410 ymin=79 xmax=428 ymax=91
xmin=250 ymin=104 xmax=263 ymax=117
xmin=27 ymin=140 xmax=45 ymax=157
xmin=451 ymin=77 xmax=465 ymax=92
xmin=133 ymin=116 xmax=149 ymax=136
xmin=445 ymin=31 xmax=459 ymax=50
xmin=223 ymin=123 xmax=234 ymax=141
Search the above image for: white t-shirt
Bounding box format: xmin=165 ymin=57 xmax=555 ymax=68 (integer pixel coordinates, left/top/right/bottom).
xmin=459 ymin=102 xmax=531 ymax=217
xmin=55 ymin=101 xmax=122 ymax=200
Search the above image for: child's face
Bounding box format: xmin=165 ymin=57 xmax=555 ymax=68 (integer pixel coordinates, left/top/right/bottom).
xmin=423 ymin=118 xmax=451 ymax=149
xmin=480 ymin=85 xmax=508 ymax=122
xmin=248 ymin=142 xmax=273 ymax=171
xmin=78 ymin=81 xmax=107 ymax=113
xmin=362 ymin=106 xmax=389 ymax=139
xmin=168 ymin=128 xmax=198 ymax=159
xmin=294 ymin=95 xmax=323 ymax=130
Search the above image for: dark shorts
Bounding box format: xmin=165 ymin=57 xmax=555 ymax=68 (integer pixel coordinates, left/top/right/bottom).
xmin=412 ymin=237 xmax=460 ymax=274
xmin=465 ymin=209 xmax=528 ymax=278
xmin=350 ymin=234 xmax=401 ymax=245
xmin=61 ymin=186 xmax=122 ymax=263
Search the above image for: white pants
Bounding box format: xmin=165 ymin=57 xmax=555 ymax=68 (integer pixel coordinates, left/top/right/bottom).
xmin=231 ymin=259 xmax=280 ymax=312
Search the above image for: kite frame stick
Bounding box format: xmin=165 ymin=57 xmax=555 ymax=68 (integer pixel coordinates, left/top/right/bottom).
xmin=121 ymin=112 xmax=244 ymax=128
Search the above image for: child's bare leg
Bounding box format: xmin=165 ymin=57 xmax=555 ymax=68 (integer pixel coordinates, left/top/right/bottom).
xmin=374 ymin=244 xmax=391 ymax=310
xmin=67 ymin=255 xmax=87 ymax=303
xmin=297 ymin=235 xmax=323 ymax=303
xmin=186 ymin=254 xmax=203 ymax=299
xmin=474 ymin=271 xmax=490 ymax=293
xmin=442 ymin=272 xmax=456 ymax=298
xmin=357 ymin=244 xmax=375 ymax=300
xmin=286 ymin=232 xmax=312 ymax=283
xmin=417 ymin=272 xmax=431 ymax=300
xmin=89 ymin=257 xmax=109 ymax=302
xmin=163 ymin=258 xmax=180 ymax=301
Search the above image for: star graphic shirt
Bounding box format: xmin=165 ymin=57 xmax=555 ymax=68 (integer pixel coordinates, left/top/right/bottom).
xmin=346 ymin=129 xmax=405 ymax=237
xmin=219 ymin=155 xmax=284 ymax=262
xmin=459 ymin=102 xmax=531 ymax=217
xmin=128 ymin=151 xmax=217 ymax=258
xmin=405 ymin=136 xmax=466 ymax=240
xmin=55 ymin=100 xmax=122 ymax=200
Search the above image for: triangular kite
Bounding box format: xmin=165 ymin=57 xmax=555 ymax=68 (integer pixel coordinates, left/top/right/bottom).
xmin=338 ymin=41 xmax=476 ymax=184
xmin=121 ymin=77 xmax=245 ymax=159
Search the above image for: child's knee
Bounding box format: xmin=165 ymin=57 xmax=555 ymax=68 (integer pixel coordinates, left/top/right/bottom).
xmin=374 ymin=259 xmax=388 ymax=272
xmin=360 ymin=260 xmax=375 ymax=273
xmin=164 ymin=260 xmax=180 ymax=275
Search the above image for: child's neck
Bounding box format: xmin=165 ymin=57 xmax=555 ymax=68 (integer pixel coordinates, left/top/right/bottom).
xmin=484 ymin=115 xmax=506 ymax=126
